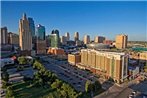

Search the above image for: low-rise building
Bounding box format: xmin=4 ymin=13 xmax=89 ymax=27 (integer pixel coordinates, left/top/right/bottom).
xmin=68 ymin=53 xmax=81 ymax=65
xmin=128 ymin=66 xmax=139 ymax=79
xmin=103 ymin=40 xmax=113 ymax=45
xmin=47 ymin=48 xmax=65 ymax=55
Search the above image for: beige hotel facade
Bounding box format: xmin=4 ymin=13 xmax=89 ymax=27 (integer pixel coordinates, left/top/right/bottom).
xmin=78 ymin=49 xmax=128 ymax=83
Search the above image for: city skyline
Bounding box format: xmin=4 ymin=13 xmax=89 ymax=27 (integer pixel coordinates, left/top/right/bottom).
xmin=1 ymin=1 xmax=146 ymax=41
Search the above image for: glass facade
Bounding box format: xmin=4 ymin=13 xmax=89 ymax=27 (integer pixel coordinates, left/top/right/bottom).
xmin=36 ymin=24 xmax=45 ymax=40
xmin=28 ymin=17 xmax=35 ymax=37
xmin=49 ymin=34 xmax=59 ymax=47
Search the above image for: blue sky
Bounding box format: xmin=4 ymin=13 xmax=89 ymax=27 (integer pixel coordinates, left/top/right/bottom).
xmin=1 ymin=1 xmax=147 ymax=41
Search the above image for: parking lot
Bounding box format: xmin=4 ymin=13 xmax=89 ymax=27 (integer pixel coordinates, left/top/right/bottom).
xmin=41 ymin=56 xmax=99 ymax=92
xmin=7 ymin=66 xmax=35 ymax=83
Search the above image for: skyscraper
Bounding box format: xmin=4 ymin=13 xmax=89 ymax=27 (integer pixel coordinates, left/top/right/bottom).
xmin=74 ymin=32 xmax=79 ymax=41
xmin=65 ymin=32 xmax=70 ymax=41
xmin=28 ymin=17 xmax=35 ymax=45
xmin=51 ymin=29 xmax=60 ymax=37
xmin=60 ymin=36 xmax=67 ymax=45
xmin=36 ymin=24 xmax=46 ymax=54
xmin=49 ymin=34 xmax=59 ymax=47
xmin=19 ymin=13 xmax=32 ymax=51
xmin=1 ymin=27 xmax=8 ymax=44
xmin=115 ymin=34 xmax=128 ymax=49
xmin=83 ymin=35 xmax=90 ymax=44
xmin=28 ymin=17 xmax=35 ymax=37
xmin=50 ymin=29 xmax=60 ymax=47
xmin=36 ymin=24 xmax=45 ymax=40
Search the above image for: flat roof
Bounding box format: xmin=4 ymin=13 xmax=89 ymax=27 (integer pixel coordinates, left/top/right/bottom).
xmin=81 ymin=49 xmax=126 ymax=55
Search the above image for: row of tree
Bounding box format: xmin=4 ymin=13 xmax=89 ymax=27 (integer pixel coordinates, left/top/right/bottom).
xmin=32 ymin=60 xmax=80 ymax=98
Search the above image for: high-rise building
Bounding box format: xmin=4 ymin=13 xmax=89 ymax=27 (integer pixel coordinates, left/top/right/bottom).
xmin=94 ymin=36 xmax=105 ymax=43
xmin=1 ymin=27 xmax=8 ymax=44
xmin=36 ymin=40 xmax=46 ymax=54
xmin=60 ymin=36 xmax=67 ymax=45
xmin=36 ymin=24 xmax=45 ymax=40
xmin=51 ymin=30 xmax=60 ymax=46
xmin=8 ymin=32 xmax=19 ymax=45
xmin=49 ymin=34 xmax=59 ymax=47
xmin=115 ymin=34 xmax=128 ymax=49
xmin=83 ymin=35 xmax=90 ymax=44
xmin=19 ymin=13 xmax=32 ymax=51
xmin=51 ymin=29 xmax=60 ymax=37
xmin=46 ymin=35 xmax=51 ymax=47
xmin=65 ymin=32 xmax=70 ymax=41
xmin=79 ymin=49 xmax=128 ymax=83
xmin=28 ymin=17 xmax=35 ymax=44
xmin=74 ymin=32 xmax=79 ymax=41
xmin=28 ymin=17 xmax=35 ymax=37
xmin=36 ymin=24 xmax=46 ymax=54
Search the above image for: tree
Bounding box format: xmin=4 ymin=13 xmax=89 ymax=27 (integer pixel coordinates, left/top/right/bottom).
xmin=2 ymin=71 xmax=9 ymax=82
xmin=85 ymin=80 xmax=92 ymax=93
xmin=6 ymin=87 xmax=14 ymax=98
xmin=108 ymin=77 xmax=114 ymax=82
xmin=17 ymin=65 xmax=24 ymax=71
xmin=55 ymin=79 xmax=62 ymax=88
xmin=94 ymin=81 xmax=101 ymax=92
xmin=33 ymin=60 xmax=43 ymax=70
xmin=18 ymin=56 xmax=27 ymax=65
xmin=60 ymin=90 xmax=68 ymax=98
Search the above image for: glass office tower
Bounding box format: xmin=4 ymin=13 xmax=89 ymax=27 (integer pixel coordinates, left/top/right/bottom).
xmin=28 ymin=17 xmax=35 ymax=37
xmin=36 ymin=24 xmax=45 ymax=40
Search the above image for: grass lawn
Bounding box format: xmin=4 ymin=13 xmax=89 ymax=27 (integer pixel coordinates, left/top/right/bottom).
xmin=11 ymin=81 xmax=59 ymax=98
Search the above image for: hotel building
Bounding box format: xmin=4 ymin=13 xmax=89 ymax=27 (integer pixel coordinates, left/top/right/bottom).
xmin=79 ymin=49 xmax=128 ymax=83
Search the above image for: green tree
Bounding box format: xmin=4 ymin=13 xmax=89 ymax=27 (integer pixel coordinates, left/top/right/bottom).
xmin=85 ymin=80 xmax=93 ymax=93
xmin=55 ymin=79 xmax=62 ymax=88
xmin=94 ymin=81 xmax=101 ymax=90
xmin=6 ymin=87 xmax=14 ymax=98
xmin=33 ymin=60 xmax=43 ymax=70
xmin=18 ymin=56 xmax=27 ymax=65
xmin=60 ymin=90 xmax=68 ymax=98
xmin=17 ymin=65 xmax=24 ymax=71
xmin=2 ymin=71 xmax=9 ymax=82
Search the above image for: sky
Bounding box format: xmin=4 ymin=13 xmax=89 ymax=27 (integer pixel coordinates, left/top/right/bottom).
xmin=1 ymin=1 xmax=147 ymax=41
